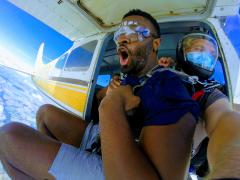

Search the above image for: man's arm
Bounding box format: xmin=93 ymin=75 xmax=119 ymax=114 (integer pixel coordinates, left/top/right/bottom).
xmin=203 ymin=97 xmax=232 ymax=137
xmin=139 ymin=113 xmax=195 ymax=180
xmin=203 ymin=96 xmax=240 ymax=178
xmin=99 ymin=85 xmax=196 ymax=179
xmin=99 ymin=86 xmax=158 ymax=180
xmin=207 ymin=111 xmax=240 ymax=178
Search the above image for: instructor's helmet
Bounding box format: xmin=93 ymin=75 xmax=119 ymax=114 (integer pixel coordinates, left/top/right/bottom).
xmin=176 ymin=33 xmax=219 ymax=79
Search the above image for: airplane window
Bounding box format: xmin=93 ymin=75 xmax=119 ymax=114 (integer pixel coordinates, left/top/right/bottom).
xmin=209 ymin=60 xmax=225 ymax=85
xmin=96 ymin=74 xmax=111 ymax=87
xmin=223 ymin=14 xmax=240 ymax=58
xmin=55 ymin=53 xmax=68 ymax=69
xmin=64 ymin=40 xmax=97 ymax=71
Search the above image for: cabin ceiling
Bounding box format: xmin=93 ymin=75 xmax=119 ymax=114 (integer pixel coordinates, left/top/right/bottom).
xmin=8 ymin=0 xmax=240 ymax=41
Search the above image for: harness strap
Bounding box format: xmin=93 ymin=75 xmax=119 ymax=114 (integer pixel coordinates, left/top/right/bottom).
xmin=121 ymin=65 xmax=199 ymax=94
xmin=192 ymin=89 xmax=205 ymax=101
xmin=146 ymin=65 xmax=200 ymax=87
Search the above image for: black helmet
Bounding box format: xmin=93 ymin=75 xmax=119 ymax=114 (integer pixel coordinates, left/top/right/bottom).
xmin=176 ymin=33 xmax=219 ymax=79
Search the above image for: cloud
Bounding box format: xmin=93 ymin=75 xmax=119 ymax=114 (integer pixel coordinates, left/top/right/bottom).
xmin=0 ymin=46 xmax=33 ymax=74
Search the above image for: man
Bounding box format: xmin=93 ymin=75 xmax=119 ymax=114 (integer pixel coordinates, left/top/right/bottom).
xmin=98 ymin=10 xmax=202 ymax=179
xmin=158 ymin=33 xmax=240 ymax=178
xmin=176 ymin=33 xmax=240 ymax=178
xmin=0 ymin=9 xmax=199 ymax=179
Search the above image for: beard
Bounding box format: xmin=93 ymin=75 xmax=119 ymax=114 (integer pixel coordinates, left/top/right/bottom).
xmin=121 ymin=41 xmax=153 ymax=76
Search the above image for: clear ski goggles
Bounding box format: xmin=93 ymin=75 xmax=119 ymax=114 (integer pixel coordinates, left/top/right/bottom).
xmin=186 ymin=51 xmax=216 ymax=71
xmin=114 ymin=24 xmax=157 ymax=45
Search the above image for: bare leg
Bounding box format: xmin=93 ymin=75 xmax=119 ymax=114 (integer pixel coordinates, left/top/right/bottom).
xmin=207 ymin=111 xmax=240 ymax=178
xmin=0 ymin=122 xmax=62 ymax=179
xmin=36 ymin=104 xmax=87 ymax=147
xmin=1 ymin=158 xmax=35 ymax=180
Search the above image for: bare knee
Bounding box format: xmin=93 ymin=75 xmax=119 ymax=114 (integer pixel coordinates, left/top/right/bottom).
xmin=0 ymin=122 xmax=27 ymax=154
xmin=36 ymin=104 xmax=56 ymax=120
xmin=0 ymin=122 xmax=27 ymax=139
xmin=36 ymin=104 xmax=56 ymax=129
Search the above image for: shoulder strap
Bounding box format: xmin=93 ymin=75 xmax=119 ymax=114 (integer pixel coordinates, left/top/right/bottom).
xmin=146 ymin=65 xmax=199 ymax=85
xmin=126 ymin=65 xmax=222 ymax=97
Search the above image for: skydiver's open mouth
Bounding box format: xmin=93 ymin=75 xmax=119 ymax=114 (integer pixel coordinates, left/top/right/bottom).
xmin=118 ymin=48 xmax=130 ymax=66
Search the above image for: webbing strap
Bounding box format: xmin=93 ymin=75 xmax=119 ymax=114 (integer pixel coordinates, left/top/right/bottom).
xmin=192 ymin=89 xmax=205 ymax=101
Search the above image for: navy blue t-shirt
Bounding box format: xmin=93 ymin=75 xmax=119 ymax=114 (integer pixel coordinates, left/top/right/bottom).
xmin=122 ymin=70 xmax=200 ymax=126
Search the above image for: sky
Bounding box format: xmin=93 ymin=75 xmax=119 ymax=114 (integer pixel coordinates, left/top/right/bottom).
xmin=0 ymin=0 xmax=73 ymax=72
xmin=224 ymin=14 xmax=240 ymax=57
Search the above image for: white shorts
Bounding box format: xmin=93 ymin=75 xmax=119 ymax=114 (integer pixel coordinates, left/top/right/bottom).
xmin=49 ymin=121 xmax=104 ymax=180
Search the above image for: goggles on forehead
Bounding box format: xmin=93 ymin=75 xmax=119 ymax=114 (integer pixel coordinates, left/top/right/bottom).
xmin=114 ymin=21 xmax=157 ymax=44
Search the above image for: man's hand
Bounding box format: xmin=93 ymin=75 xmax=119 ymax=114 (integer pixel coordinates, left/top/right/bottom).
xmin=96 ymin=75 xmax=121 ymax=101
xmin=106 ymin=75 xmax=121 ymax=95
xmin=103 ymin=85 xmax=140 ymax=112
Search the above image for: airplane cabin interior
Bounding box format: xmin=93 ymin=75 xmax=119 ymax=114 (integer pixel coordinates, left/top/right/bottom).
xmin=96 ymin=20 xmax=227 ymax=97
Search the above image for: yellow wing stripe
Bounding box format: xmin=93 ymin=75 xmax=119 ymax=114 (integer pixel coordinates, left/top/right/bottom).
xmin=33 ymin=78 xmax=88 ymax=113
xmin=55 ymin=81 xmax=88 ymax=91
